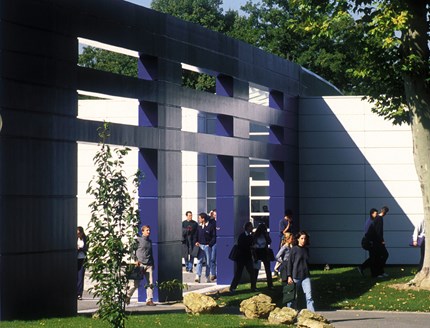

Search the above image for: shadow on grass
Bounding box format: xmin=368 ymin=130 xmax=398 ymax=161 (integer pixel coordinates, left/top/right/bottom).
xmin=311 ymin=265 xmax=415 ymax=310
xmin=219 ymin=266 xmax=417 ymax=312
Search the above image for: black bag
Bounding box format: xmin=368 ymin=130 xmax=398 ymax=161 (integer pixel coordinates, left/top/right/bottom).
xmin=282 ymin=283 xmax=296 ymax=305
xmin=127 ymin=266 xmax=144 ymax=280
xmin=228 ymin=244 xmax=239 ymax=261
xmin=361 ymin=236 xmax=372 ymax=250
xmin=191 ymin=245 xmax=200 ymax=258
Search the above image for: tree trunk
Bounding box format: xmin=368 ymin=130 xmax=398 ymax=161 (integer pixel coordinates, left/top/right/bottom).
xmin=403 ymin=0 xmax=430 ymax=288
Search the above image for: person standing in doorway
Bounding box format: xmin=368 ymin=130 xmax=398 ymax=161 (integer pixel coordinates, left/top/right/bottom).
xmin=77 ymin=226 xmax=87 ymax=300
xmin=182 ymin=211 xmax=198 ymax=273
xmin=126 ymin=225 xmax=155 ymax=306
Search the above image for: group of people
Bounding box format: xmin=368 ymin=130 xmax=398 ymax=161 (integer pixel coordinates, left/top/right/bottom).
xmin=76 ymin=205 xmax=425 ymax=311
xmin=76 ymin=224 xmax=156 ymax=306
xmin=359 ymin=205 xmax=425 ymax=278
xmin=229 ymin=210 xmax=315 ymax=312
xmin=182 ymin=210 xmax=218 ymax=283
xmin=358 ymin=206 xmax=390 ymax=278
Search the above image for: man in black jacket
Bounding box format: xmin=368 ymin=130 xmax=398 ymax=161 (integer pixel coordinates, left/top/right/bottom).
xmin=229 ymin=222 xmax=257 ymax=293
xmin=194 ymin=212 xmax=216 ymax=283
xmin=366 ymin=206 xmax=390 ymax=277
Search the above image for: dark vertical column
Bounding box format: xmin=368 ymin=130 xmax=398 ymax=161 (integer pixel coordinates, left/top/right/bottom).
xmin=216 ymin=75 xmax=250 ymax=285
xmin=0 ymin=1 xmax=77 ymax=320
xmin=269 ymin=92 xmax=299 ymax=248
xmin=138 ymin=55 xmax=182 ymax=302
xmin=270 ymin=161 xmax=286 ymax=248
xmin=269 ymin=90 xmax=286 ymax=248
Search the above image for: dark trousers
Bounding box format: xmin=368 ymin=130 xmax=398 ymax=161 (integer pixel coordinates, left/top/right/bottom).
xmin=361 ymin=247 xmax=376 ymax=275
xmin=77 ymin=259 xmax=85 ymax=297
xmin=230 ymin=259 xmax=256 ymax=291
xmin=373 ymin=243 xmax=389 ymax=276
xmin=419 ymin=239 xmax=425 ymax=271
xmin=254 ymin=259 xmax=273 ymax=288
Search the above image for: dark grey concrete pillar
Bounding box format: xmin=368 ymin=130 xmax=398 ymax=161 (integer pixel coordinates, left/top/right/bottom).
xmin=138 ymin=55 xmax=182 ymax=302
xmin=215 ymin=75 xmax=250 ymax=285
xmin=0 ymin=1 xmax=78 ymax=320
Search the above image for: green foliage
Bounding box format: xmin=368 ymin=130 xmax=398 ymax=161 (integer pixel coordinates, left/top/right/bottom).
xmin=78 ymin=46 xmax=137 ymax=77
xmin=157 ymin=279 xmax=189 ymax=302
xmin=236 ymin=0 xmax=364 ymax=94
xmin=86 ymin=122 xmax=142 ymax=328
xmin=151 ymin=0 xmax=236 ymax=34
xmin=151 ymin=0 xmax=234 ymax=92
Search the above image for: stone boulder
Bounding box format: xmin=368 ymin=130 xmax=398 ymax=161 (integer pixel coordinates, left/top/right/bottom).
xmin=183 ymin=292 xmax=218 ymax=314
xmin=268 ymin=307 xmax=298 ymax=325
xmin=239 ymin=294 xmax=276 ymax=319
xmin=297 ymin=309 xmax=334 ymax=328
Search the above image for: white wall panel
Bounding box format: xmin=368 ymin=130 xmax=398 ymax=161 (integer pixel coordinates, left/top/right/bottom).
xmin=300 ymin=164 xmax=365 ymax=181
xmin=299 ymin=96 xmax=423 ymax=265
xmin=300 ymin=181 xmax=365 ymax=198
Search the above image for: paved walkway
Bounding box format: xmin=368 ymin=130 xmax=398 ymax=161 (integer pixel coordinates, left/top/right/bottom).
xmin=78 ymin=270 xmax=430 ymax=328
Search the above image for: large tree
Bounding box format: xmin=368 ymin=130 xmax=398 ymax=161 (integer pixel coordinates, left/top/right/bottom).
xmin=330 ymin=0 xmax=429 ymax=287
xmin=279 ymin=0 xmax=429 ymax=286
xmin=352 ymin=0 xmax=430 ymax=287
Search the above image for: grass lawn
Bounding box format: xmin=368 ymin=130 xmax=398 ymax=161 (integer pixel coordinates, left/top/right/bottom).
xmin=2 ymin=266 xmax=430 ymax=327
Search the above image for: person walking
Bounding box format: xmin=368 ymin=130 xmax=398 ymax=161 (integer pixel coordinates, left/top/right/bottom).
xmin=182 ymin=211 xmax=198 ymax=273
xmin=253 ymin=223 xmax=274 ymax=289
xmin=366 ymin=206 xmax=390 ymax=277
xmin=287 ymin=231 xmax=315 ymax=312
xmin=77 ymin=226 xmax=87 ymax=300
xmin=278 ymin=232 xmax=295 ymax=306
xmin=126 ymin=225 xmax=155 ymax=306
xmin=358 ymin=208 xmax=378 ymax=276
xmin=229 ymin=222 xmax=257 ymax=293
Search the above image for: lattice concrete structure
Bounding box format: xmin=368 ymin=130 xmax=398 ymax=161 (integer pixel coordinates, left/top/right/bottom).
xmin=0 ymin=0 xmax=341 ymax=320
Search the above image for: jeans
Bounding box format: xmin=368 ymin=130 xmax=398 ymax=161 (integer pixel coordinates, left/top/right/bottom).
xmin=196 ymin=244 xmax=211 ymax=278
xmin=210 ymin=244 xmax=217 ymax=276
xmin=293 ymin=277 xmax=315 ymax=312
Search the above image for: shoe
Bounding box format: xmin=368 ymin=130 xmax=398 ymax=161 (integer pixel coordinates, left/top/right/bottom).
xmin=146 ymin=300 xmax=156 ymax=306
xmin=206 ymin=277 xmax=211 ymax=283
xmin=229 ymin=288 xmax=236 ymax=294
xmin=382 ymin=273 xmax=389 ymax=277
xmin=357 ymin=266 xmax=364 ymax=277
xmin=210 ymin=275 xmax=217 ymax=281
xmin=377 ymin=275 xmax=385 ymax=278
xmin=194 ymin=275 xmax=200 ymax=283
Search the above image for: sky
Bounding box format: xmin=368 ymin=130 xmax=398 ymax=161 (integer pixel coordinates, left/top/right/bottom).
xmin=124 ymin=0 xmax=253 ymax=12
